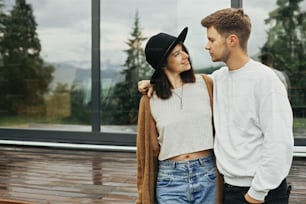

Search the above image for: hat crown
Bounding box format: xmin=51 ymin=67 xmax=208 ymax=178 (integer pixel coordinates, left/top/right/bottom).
xmin=145 ymin=27 xmax=188 ymax=70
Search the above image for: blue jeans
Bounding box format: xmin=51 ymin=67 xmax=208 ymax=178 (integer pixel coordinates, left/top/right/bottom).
xmin=156 ymin=154 xmax=217 ymax=204
xmin=223 ymin=179 xmax=291 ymax=204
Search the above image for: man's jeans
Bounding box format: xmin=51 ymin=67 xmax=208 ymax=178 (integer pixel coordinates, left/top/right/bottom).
xmin=223 ymin=179 xmax=291 ymax=204
xmin=156 ymin=154 xmax=217 ymax=204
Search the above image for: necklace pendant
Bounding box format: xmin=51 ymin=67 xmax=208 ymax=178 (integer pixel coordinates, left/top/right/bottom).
xmin=173 ymin=86 xmax=184 ymax=110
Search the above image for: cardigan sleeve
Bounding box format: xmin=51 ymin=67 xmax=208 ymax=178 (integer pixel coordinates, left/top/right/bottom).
xmin=201 ymin=74 xmax=213 ymax=110
xmin=202 ymin=74 xmax=224 ymax=203
xmin=136 ymin=96 xmax=158 ymax=204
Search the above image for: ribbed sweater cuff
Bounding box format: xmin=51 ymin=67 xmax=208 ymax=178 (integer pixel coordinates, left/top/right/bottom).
xmin=247 ymin=186 xmax=268 ymax=201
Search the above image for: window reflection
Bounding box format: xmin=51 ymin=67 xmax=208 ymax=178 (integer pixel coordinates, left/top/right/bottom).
xmin=0 ymin=0 xmax=91 ymax=131
xmin=99 ymin=0 xmax=229 ymax=132
xmin=0 ymin=0 xmax=305 ymax=143
xmin=245 ymin=0 xmax=306 ymax=140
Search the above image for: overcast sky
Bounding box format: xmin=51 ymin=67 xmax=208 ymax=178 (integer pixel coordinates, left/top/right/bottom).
xmin=4 ymin=0 xmax=306 ymax=69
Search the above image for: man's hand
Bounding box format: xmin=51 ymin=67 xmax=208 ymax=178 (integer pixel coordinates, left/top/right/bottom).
xmin=244 ymin=193 xmax=264 ymax=204
xmin=138 ymin=80 xmax=153 ymax=97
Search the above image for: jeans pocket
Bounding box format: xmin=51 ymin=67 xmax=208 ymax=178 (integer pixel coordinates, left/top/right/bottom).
xmin=156 ymin=174 xmax=173 ymax=188
xmin=204 ymin=166 xmax=217 ymax=182
xmin=264 ymin=180 xmax=291 ymax=203
xmin=207 ymin=170 xmax=216 ymax=182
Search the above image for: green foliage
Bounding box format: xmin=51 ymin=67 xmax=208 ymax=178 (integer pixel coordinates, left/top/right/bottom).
xmin=102 ymin=11 xmax=152 ymax=125
xmin=0 ymin=0 xmax=54 ymax=115
xmin=261 ymin=0 xmax=306 ymax=107
xmin=195 ymin=66 xmax=222 ymax=74
xmin=54 ymin=83 xmax=69 ymax=93
xmin=68 ymin=84 xmax=91 ymax=124
xmin=293 ymin=118 xmax=306 ymax=129
xmin=0 ymin=0 xmax=6 ymax=66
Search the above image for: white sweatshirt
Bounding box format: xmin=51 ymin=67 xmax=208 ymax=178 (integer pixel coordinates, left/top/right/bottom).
xmin=211 ymin=59 xmax=294 ymax=201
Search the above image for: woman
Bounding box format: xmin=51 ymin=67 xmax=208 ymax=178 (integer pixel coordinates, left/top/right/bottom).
xmin=136 ymin=27 xmax=220 ymax=204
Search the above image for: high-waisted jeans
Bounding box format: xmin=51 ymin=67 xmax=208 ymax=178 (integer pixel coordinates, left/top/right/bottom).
xmin=156 ymin=154 xmax=217 ymax=204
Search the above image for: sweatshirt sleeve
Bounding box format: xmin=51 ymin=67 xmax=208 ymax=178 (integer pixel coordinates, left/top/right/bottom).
xmin=248 ymin=86 xmax=294 ymax=200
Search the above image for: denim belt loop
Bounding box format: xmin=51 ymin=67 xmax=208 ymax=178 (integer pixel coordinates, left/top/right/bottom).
xmin=172 ymin=161 xmax=176 ymax=169
xmin=198 ymin=157 xmax=205 ymax=166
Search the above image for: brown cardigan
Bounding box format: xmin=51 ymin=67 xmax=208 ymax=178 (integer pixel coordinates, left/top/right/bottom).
xmin=136 ymin=74 xmax=222 ymax=204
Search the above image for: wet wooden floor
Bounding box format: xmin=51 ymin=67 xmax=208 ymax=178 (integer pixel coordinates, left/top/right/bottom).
xmin=0 ymin=145 xmax=137 ymax=204
xmin=0 ymin=145 xmax=305 ymax=204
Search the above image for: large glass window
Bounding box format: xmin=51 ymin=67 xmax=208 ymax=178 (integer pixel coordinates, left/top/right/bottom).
xmin=99 ymin=0 xmax=231 ymax=133
xmin=0 ymin=0 xmax=305 ymax=147
xmin=244 ymin=0 xmax=306 ymax=144
xmin=0 ymin=0 xmax=91 ymax=131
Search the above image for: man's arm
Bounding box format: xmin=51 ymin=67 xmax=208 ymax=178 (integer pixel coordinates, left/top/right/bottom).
xmin=138 ymin=80 xmax=153 ymax=97
xmin=138 ymin=73 xmax=214 ymax=97
xmin=248 ymin=90 xmax=293 ymax=201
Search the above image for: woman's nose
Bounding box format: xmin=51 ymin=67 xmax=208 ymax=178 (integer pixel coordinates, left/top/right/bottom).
xmin=182 ymin=51 xmax=189 ymax=59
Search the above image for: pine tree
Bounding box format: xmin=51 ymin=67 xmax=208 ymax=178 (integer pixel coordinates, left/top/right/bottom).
xmin=261 ymin=0 xmax=306 ymax=107
xmin=103 ymin=11 xmax=152 ymax=125
xmin=121 ymin=11 xmax=152 ymax=83
xmin=0 ymin=0 xmax=54 ymax=115
xmin=0 ymin=0 xmax=5 ymax=66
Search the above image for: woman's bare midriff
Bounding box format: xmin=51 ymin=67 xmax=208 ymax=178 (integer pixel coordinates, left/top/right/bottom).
xmin=168 ymin=149 xmax=212 ymax=161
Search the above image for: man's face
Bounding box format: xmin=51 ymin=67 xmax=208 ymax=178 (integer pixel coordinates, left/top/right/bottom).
xmin=205 ymin=26 xmax=229 ymax=63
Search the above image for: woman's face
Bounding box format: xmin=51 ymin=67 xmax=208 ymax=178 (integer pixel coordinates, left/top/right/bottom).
xmin=165 ymin=43 xmax=191 ymax=74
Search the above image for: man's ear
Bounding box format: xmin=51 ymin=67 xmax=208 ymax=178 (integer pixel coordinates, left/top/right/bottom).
xmin=228 ymin=34 xmax=238 ymax=47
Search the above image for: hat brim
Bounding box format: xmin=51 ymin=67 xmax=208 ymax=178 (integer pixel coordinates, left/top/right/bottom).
xmin=158 ymin=27 xmax=188 ymax=67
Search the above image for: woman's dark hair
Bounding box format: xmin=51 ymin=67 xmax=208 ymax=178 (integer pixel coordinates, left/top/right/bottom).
xmin=153 ymin=43 xmax=195 ymax=99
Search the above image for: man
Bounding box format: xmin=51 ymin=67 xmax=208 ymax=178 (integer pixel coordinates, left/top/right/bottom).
xmin=201 ymin=8 xmax=293 ymax=204
xmin=260 ymin=52 xmax=290 ymax=93
xmin=138 ymin=8 xmax=293 ymax=204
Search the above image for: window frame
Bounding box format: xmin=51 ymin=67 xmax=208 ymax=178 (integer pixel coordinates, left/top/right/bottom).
xmin=0 ymin=0 xmax=304 ymax=150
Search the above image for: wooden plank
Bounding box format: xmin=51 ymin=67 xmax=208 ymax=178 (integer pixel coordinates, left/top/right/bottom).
xmin=0 ymin=145 xmax=304 ymax=203
xmin=0 ymin=199 xmax=33 ymax=204
xmin=0 ymin=145 xmax=137 ymax=203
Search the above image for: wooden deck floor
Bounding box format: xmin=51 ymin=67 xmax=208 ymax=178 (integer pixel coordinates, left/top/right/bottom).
xmin=0 ymin=145 xmax=305 ymax=204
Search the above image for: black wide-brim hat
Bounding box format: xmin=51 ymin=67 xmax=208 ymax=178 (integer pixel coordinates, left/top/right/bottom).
xmin=145 ymin=27 xmax=188 ymax=70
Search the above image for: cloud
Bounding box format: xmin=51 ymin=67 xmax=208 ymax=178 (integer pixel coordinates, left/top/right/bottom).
xmin=5 ymin=0 xmax=304 ymax=69
xmin=244 ymin=1 xmax=278 ymax=57
xmin=29 ymin=0 xmax=90 ymax=28
xmin=39 ymin=27 xmax=90 ymax=62
xmin=176 ymin=0 xmax=232 ymax=68
xmin=25 ymin=0 xmax=91 ymax=63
